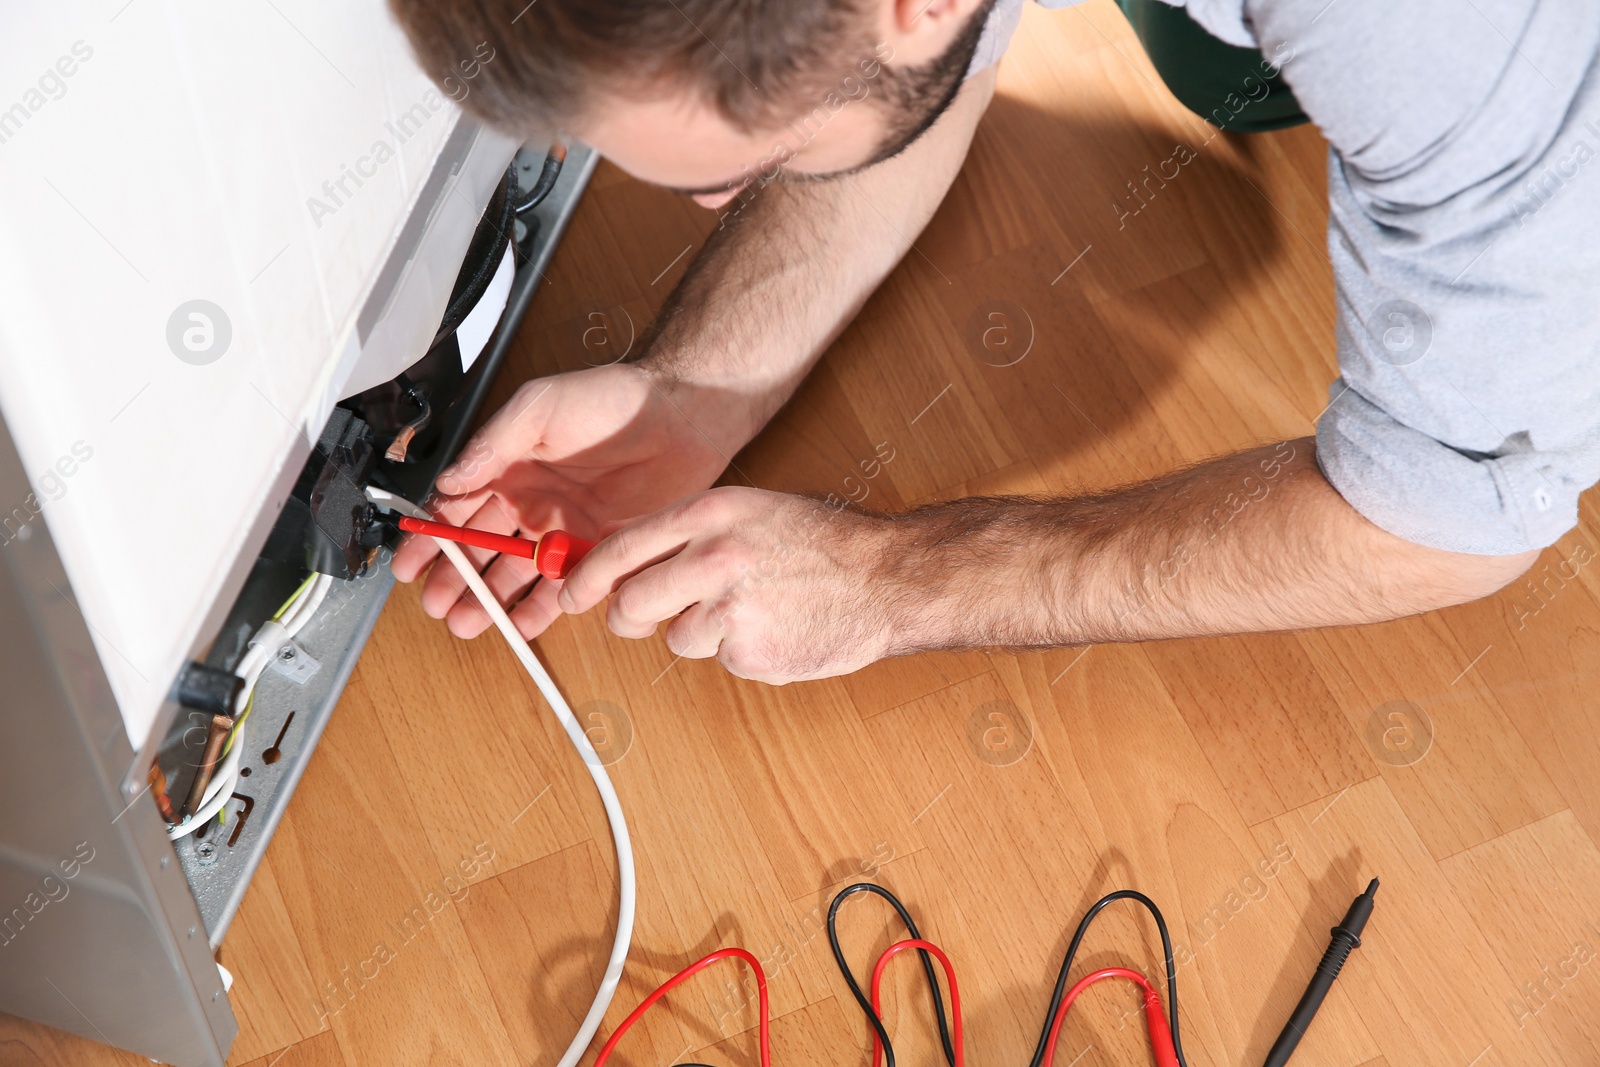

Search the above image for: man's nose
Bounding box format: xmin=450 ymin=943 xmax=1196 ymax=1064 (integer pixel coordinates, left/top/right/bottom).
xmin=692 ymin=182 xmax=752 ymax=210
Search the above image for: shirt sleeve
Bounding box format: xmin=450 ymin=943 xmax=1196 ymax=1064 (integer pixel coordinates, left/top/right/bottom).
xmin=1247 ymin=0 xmax=1600 ymax=555
xmin=967 ymin=0 xmax=1089 ymax=77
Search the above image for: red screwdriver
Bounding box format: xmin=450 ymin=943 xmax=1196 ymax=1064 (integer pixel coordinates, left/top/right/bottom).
xmin=396 ymin=515 xmax=596 ymax=580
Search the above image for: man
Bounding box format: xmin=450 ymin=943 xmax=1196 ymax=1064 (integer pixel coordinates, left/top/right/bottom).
xmin=387 ymin=0 xmax=1599 ymax=684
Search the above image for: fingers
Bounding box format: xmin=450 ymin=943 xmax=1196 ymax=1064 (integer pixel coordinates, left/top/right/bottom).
xmin=603 ymin=553 xmax=714 ymax=639
xmin=559 ymin=531 xmax=693 ymax=616
xmin=663 ymin=599 xmax=730 ymax=660
xmin=418 ymin=497 xmax=518 ymax=619
xmin=509 ymin=577 xmax=565 ymax=640
xmin=390 ymin=534 xmax=440 ymax=584
xmin=444 ymin=550 xmax=540 ymax=639
xmin=391 ymin=528 xmax=446 ymax=586
xmin=434 ymin=378 xmax=555 ymax=495
xmin=559 ymin=491 xmax=738 ymax=614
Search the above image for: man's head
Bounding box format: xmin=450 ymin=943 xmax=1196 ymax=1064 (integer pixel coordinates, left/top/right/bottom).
xmin=390 ymin=0 xmax=996 ymax=207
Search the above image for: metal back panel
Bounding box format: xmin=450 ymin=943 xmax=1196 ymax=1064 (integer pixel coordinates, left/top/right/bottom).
xmin=0 ymin=408 xmax=234 ymax=1067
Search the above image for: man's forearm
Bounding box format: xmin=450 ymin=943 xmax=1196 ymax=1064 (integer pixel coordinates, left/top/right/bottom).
xmin=881 ymin=439 xmax=1536 ymax=650
xmin=637 ymin=69 xmax=998 ymax=449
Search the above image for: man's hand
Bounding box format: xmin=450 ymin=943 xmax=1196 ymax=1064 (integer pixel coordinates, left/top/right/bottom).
xmin=391 ymin=363 xmax=744 ymax=639
xmin=556 ymin=486 xmax=899 ymax=683
xmin=395 ymin=69 xmax=997 ymax=642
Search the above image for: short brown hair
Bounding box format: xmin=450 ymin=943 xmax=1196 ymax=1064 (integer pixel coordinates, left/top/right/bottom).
xmin=389 ymin=0 xmax=879 ymax=134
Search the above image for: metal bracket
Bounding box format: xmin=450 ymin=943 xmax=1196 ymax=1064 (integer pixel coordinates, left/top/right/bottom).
xmin=267 ymin=640 xmax=321 ymax=685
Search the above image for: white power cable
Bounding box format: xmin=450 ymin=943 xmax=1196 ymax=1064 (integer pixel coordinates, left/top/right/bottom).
xmin=366 ymin=486 xmax=635 ymax=1067
xmin=283 ymin=573 xmax=334 ymax=636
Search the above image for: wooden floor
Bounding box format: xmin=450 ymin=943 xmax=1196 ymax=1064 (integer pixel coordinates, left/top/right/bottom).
xmin=9 ymin=3 xmax=1600 ymax=1065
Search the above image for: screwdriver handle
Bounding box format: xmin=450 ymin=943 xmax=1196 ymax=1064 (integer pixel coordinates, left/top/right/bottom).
xmin=533 ymin=529 xmax=595 ymax=580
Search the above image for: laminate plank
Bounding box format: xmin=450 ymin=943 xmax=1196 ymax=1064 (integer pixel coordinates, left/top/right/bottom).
xmin=691 ymin=996 xmax=867 ymax=1067
xmin=1259 ymin=779 xmax=1566 ymax=1067
xmin=1146 ymin=633 xmax=1374 ymax=827
xmin=1439 ymin=811 xmax=1600 ymax=1063
xmin=1016 ymin=648 xmax=1380 ymax=1067
xmin=673 ymin=666 xmax=933 ymax=905
xmin=1298 ymin=619 xmax=1567 ymax=860
xmin=740 ymin=359 xmax=911 ymax=508
xmin=453 ymin=840 xmax=645 ymax=1066
xmin=217 ymin=857 xmax=327 ymax=1064
xmin=1434 ymin=526 xmax=1600 ymax=847
xmin=588 ymin=172 xmax=716 ymax=298
xmin=861 ymin=667 xmax=1175 ymax=1067
xmin=344 ymin=589 xmax=597 ymax=884
xmin=514 ymin=180 xmax=645 ymax=347
xmin=522 ymin=614 xmax=855 ymax=1029
xmin=235 ymin=1029 xmax=347 ymax=1067
xmin=0 ymin=1013 xmax=146 ymax=1067
xmin=261 ymin=686 xmax=523 ymax=1067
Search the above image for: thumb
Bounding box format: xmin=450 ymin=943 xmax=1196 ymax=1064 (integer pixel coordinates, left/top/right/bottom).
xmin=435 ymin=378 xmax=555 ymax=493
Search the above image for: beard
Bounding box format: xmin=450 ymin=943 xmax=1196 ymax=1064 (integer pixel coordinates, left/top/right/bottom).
xmin=866 ymin=0 xmax=998 ymax=165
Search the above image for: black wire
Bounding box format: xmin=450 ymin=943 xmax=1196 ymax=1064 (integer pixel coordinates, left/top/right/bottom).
xmin=1026 ymin=890 xmax=1188 ymax=1067
xmin=699 ymin=881 xmax=1187 ymax=1067
xmin=514 ymin=144 xmax=566 ymax=215
xmin=826 ymin=883 xmax=958 ymax=1067
xmin=395 ymin=373 xmax=432 ymax=433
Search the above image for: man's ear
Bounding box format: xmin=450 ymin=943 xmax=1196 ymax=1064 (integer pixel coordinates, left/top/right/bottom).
xmin=878 ymin=0 xmax=990 ymax=67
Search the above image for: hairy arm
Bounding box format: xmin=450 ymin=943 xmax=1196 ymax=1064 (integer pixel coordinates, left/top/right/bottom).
xmin=637 ymin=67 xmax=997 ymax=453
xmin=881 ymin=439 xmax=1536 ymax=652
xmin=558 ymin=438 xmax=1536 ymax=683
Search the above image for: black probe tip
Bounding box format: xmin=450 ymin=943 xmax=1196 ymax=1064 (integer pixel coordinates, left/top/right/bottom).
xmin=1262 ymin=877 xmax=1380 ymax=1067
xmin=1335 ymin=878 xmax=1379 ymax=944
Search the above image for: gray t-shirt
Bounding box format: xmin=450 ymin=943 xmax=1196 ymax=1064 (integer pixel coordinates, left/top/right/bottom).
xmin=975 ymin=0 xmax=1600 ymax=556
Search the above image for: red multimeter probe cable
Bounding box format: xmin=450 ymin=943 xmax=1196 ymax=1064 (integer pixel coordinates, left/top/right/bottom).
xmin=592 ymin=877 xmax=1375 ymax=1067
xmin=395 ymin=515 xmax=596 ymax=580
xmin=592 ymin=942 xmax=1179 ymax=1067
xmin=593 ymin=884 xmax=1189 ymax=1067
